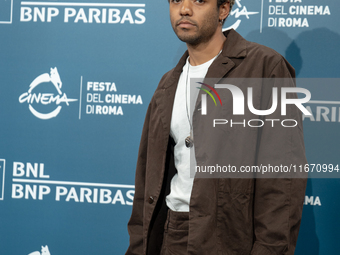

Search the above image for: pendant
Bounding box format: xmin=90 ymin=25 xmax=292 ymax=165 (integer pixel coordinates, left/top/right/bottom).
xmin=185 ymin=136 xmax=194 ymax=148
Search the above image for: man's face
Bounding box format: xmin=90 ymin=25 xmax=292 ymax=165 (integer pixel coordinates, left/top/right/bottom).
xmin=169 ymin=0 xmax=223 ymax=45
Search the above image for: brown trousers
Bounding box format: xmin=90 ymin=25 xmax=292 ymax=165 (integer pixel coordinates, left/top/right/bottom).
xmin=160 ymin=209 xmax=189 ymax=255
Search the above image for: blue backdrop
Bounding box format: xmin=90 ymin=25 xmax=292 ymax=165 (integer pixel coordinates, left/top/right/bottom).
xmin=0 ymin=0 xmax=339 ymax=254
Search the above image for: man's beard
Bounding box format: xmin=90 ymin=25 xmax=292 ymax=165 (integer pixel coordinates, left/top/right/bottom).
xmin=171 ymin=11 xmax=220 ymax=46
xmin=176 ymin=32 xmax=208 ymax=46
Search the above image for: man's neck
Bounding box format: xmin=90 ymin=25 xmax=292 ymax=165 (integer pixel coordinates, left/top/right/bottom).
xmin=186 ymin=31 xmax=226 ymax=66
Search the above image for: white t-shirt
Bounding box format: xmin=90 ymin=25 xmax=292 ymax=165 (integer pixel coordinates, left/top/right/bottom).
xmin=166 ymin=55 xmax=218 ymax=212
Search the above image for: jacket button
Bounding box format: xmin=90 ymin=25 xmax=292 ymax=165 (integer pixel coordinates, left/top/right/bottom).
xmin=148 ymin=196 xmax=154 ymax=204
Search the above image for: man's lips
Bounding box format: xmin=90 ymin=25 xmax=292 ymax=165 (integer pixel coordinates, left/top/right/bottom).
xmin=177 ymin=20 xmax=196 ymax=28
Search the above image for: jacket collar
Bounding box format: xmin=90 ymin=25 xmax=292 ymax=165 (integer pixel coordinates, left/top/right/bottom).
xmin=163 ymin=29 xmax=247 ymax=89
xmin=220 ymin=29 xmax=247 ymax=59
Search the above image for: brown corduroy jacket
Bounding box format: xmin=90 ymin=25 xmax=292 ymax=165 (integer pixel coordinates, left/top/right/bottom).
xmin=126 ymin=29 xmax=307 ymax=255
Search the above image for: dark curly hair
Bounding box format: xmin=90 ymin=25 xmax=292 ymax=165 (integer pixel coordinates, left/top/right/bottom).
xmin=167 ymin=0 xmax=235 ymax=25
xmin=218 ymin=0 xmax=235 ymax=9
xmin=168 ymin=0 xmax=235 ymax=9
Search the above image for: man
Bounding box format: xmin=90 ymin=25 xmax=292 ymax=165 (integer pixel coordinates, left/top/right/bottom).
xmin=126 ymin=0 xmax=307 ymax=254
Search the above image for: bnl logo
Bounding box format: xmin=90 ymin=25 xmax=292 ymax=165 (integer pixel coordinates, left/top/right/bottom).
xmin=0 ymin=159 xmax=5 ymax=200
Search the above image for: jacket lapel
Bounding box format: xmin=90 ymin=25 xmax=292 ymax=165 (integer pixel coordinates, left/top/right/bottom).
xmin=196 ymin=29 xmax=248 ymax=109
xmin=154 ymin=51 xmax=188 ymax=135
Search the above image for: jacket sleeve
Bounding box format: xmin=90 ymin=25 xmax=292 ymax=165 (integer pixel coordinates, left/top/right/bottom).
xmin=125 ymin=102 xmax=152 ymax=255
xmin=251 ymin=58 xmax=308 ymax=255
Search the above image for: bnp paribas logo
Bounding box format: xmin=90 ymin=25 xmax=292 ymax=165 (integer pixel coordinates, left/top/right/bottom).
xmin=19 ymin=67 xmax=77 ymax=120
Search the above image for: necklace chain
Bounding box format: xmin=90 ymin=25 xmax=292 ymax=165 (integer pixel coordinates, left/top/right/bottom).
xmin=185 ymin=59 xmax=194 ymax=148
xmin=183 ymin=51 xmax=222 ymax=148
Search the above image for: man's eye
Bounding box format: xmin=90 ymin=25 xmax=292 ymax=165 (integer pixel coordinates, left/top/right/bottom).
xmin=171 ymin=0 xmax=181 ymax=3
xmin=195 ymin=0 xmax=205 ymax=3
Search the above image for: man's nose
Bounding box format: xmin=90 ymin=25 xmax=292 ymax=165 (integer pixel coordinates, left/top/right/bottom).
xmin=180 ymin=0 xmax=193 ymax=16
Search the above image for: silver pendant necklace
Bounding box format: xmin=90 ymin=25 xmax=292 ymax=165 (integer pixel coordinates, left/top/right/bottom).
xmin=185 ymin=60 xmax=194 ymax=148
xmin=183 ymin=51 xmax=222 ymax=148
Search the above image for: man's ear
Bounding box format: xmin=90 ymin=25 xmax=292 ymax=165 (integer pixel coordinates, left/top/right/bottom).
xmin=219 ymin=1 xmax=231 ymax=21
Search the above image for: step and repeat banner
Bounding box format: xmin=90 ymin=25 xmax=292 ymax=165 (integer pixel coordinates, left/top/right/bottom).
xmin=0 ymin=0 xmax=339 ymax=254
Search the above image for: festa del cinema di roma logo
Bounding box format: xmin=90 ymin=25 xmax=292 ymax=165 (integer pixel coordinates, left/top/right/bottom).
xmin=223 ymin=0 xmax=259 ymax=31
xmin=19 ymin=67 xmax=77 ymax=119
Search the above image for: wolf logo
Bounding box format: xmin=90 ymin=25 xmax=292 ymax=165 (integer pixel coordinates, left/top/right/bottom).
xmin=28 ymin=67 xmax=62 ymax=95
xmin=28 ymin=245 xmax=51 ymax=255
xmin=50 ymin=67 xmax=62 ymax=94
